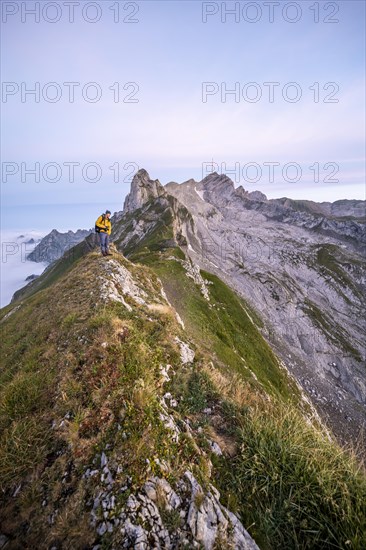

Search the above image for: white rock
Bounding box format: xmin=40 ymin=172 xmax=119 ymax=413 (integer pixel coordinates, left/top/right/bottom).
xmin=209 ymin=441 xmax=223 ymax=456
xmin=99 ymin=260 xmax=148 ymax=309
xmin=97 ymin=522 xmax=107 ymax=536
xmin=174 ymin=337 xmax=195 ymax=364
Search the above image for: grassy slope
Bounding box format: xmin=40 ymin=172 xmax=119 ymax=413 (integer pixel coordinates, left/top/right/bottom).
xmin=132 ymin=248 xmax=299 ymax=404
xmin=10 ymin=236 xmax=95 ymax=303
xmin=0 ymin=251 xmax=211 ymax=548
xmin=118 ymin=198 xmax=300 ymax=404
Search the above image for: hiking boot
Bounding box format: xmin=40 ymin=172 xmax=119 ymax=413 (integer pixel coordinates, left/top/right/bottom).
xmin=101 ymin=251 xmax=107 ymax=256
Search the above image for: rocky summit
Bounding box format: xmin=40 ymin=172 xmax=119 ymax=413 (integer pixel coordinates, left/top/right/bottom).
xmin=1 ymin=169 xmax=365 ymax=549
xmin=123 ymin=169 xmax=167 ymax=214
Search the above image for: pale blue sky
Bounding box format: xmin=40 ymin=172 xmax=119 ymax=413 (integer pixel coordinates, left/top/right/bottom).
xmin=1 ymin=0 xmax=365 ymax=232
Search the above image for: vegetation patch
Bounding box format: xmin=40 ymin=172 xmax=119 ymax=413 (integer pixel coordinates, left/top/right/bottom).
xmin=215 ymin=403 xmax=366 ymax=550
xmin=303 ymin=298 xmax=362 ymax=361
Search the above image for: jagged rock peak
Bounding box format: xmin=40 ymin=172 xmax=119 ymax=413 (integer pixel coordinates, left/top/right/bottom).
xmin=123 ymin=169 xmax=166 ymax=213
xmin=234 ymin=185 xmax=265 ymax=201
xmin=248 ymin=190 xmax=268 ymax=202
xmin=200 ymin=173 xmax=268 ymax=202
xmin=200 ymin=171 xmax=235 ymax=189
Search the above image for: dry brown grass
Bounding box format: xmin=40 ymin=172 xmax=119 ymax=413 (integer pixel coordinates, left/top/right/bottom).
xmin=45 ymin=487 xmax=94 ymax=550
xmin=202 ymin=361 xmax=264 ymax=411
xmin=147 ymin=302 xmax=174 ymax=316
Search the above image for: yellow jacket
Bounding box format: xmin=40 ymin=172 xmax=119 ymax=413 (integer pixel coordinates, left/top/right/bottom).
xmin=95 ymin=214 xmax=112 ymax=235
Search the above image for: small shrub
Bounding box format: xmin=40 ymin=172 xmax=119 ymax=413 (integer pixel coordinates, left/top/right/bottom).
xmin=194 ymin=491 xmax=205 ymax=509
xmin=186 ymin=370 xmax=218 ymax=413
xmin=62 ymin=312 xmax=79 ymax=328
xmin=160 ymin=508 xmax=181 ymax=531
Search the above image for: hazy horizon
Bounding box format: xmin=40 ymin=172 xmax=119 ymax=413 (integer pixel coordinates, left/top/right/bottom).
xmin=1 ymin=166 xmax=365 ymax=235
xmin=1 ymin=0 xmax=365 ymax=232
xmin=0 ymin=0 xmax=365 ymax=235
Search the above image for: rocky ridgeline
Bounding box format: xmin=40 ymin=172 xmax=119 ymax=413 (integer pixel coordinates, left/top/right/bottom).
xmin=18 ymin=168 xmax=366 ymax=446
xmin=2 ymin=250 xmax=261 ymax=549
xmin=98 ymin=258 xmax=149 ymax=311
xmin=85 ymin=454 xmax=258 ymax=550
xmin=78 ymin=255 xmax=258 ymax=549
xmin=3 ymin=172 xmax=365 ymax=549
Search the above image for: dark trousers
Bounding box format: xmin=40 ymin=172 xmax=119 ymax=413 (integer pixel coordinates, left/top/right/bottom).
xmin=99 ymin=232 xmax=109 ymax=253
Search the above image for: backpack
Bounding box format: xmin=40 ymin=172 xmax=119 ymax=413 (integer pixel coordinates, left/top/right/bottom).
xmin=95 ymin=213 xmax=106 ymax=233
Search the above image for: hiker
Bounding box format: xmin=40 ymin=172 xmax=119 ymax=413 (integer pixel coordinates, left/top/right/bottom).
xmin=95 ymin=210 xmax=112 ymax=256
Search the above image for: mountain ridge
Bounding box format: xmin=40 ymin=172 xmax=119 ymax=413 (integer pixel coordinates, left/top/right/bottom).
xmin=16 ymin=169 xmax=366 ymax=449
xmin=113 ymin=169 xmax=366 ymax=447
xmin=26 ymin=170 xmax=365 ymax=268
xmin=1 ymin=169 xmax=366 ymax=548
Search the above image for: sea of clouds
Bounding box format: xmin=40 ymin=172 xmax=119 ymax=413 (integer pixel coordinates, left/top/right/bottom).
xmin=0 ymin=231 xmax=48 ymax=308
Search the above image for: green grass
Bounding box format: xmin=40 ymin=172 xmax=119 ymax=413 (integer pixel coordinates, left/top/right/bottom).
xmin=183 ymin=369 xmax=219 ymax=414
xmin=0 ymin=370 xmax=51 ymax=424
xmin=118 ymin=197 xmax=298 ymax=402
xmin=316 ymin=244 xmax=363 ymax=301
xmin=0 ymin=250 xmax=210 ymax=546
xmin=0 ymin=416 xmax=53 ymax=490
xmin=135 ymin=249 xmax=300 ymax=404
xmin=215 ymin=403 xmax=366 ymax=550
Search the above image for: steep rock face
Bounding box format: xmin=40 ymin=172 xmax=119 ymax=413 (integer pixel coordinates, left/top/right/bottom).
xmin=188 ymin=172 xmax=365 ymax=247
xmin=248 ymin=199 xmax=365 ymax=246
xmin=164 ymin=174 xmax=366 ymax=446
xmin=197 ymin=172 xmax=269 ymax=206
xmin=321 ymin=199 xmax=366 ymax=219
xmin=27 ymin=228 xmax=92 ymax=264
xmin=114 ymin=191 xmax=192 ymax=258
xmin=125 ymin=171 xmax=365 ymax=446
xmin=123 ymin=168 xmax=166 ymax=213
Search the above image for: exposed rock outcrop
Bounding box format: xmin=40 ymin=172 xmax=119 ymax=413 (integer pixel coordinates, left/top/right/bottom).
xmin=123 ymin=169 xmax=167 ymax=213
